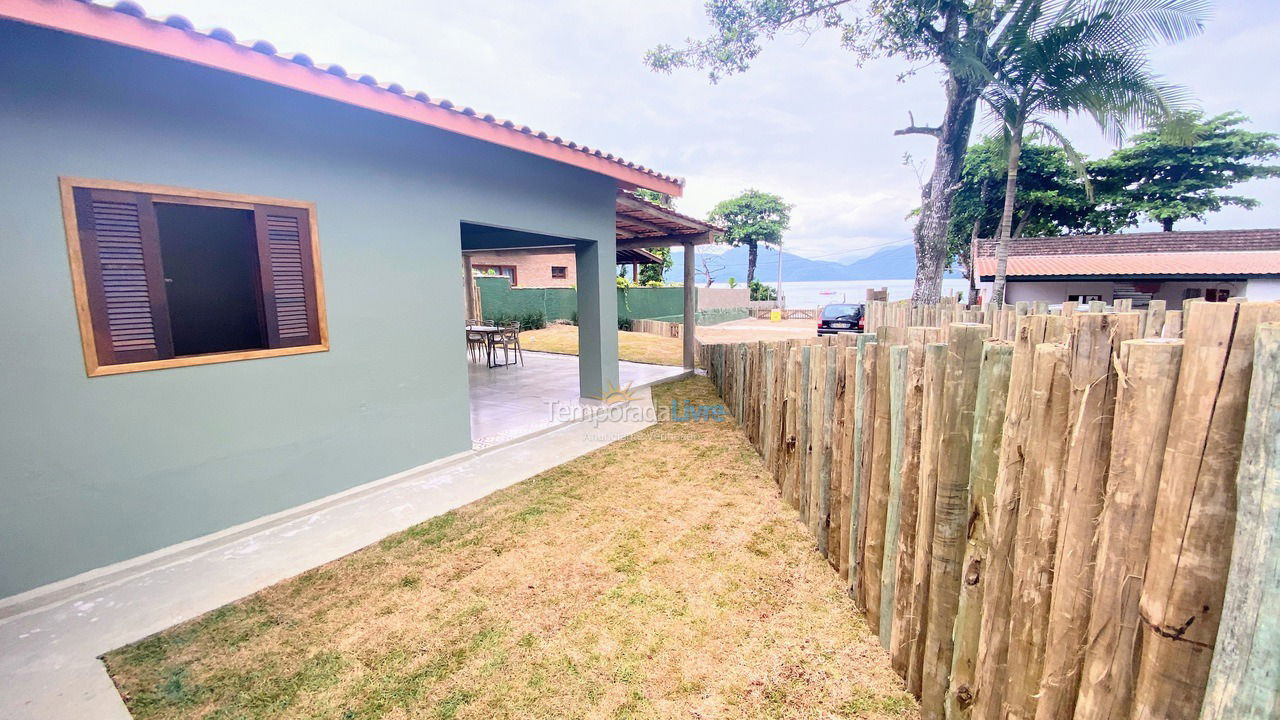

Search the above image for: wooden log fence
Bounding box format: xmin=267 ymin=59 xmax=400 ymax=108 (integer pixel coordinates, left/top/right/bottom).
xmin=697 ymin=297 xmax=1278 ymax=720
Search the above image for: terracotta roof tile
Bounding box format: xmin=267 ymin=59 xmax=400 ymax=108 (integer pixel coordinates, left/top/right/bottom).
xmin=974 ymin=251 xmax=1280 ymax=278
xmin=976 ymin=229 xmax=1280 ymax=257
xmin=12 ymin=0 xmax=683 ymax=191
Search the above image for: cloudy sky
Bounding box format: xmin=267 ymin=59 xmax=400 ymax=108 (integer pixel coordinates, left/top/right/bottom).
xmin=146 ymin=0 xmax=1280 ymax=262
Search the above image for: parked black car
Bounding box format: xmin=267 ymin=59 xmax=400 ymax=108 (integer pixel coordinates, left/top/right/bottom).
xmin=817 ymin=303 xmax=865 ymax=335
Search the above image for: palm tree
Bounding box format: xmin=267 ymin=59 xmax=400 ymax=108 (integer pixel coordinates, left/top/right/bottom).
xmin=985 ymin=0 xmax=1210 ymax=305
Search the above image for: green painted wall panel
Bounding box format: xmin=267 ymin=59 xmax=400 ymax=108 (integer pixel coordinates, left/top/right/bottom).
xmin=0 ymin=23 xmax=618 ymax=596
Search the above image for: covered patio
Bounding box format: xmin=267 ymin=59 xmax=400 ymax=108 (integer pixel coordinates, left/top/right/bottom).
xmin=469 ymin=351 xmax=684 ymax=448
xmin=461 ymin=190 xmax=719 ymax=447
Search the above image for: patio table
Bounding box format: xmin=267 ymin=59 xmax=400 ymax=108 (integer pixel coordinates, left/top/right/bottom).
xmin=465 ymin=325 xmax=514 ymax=368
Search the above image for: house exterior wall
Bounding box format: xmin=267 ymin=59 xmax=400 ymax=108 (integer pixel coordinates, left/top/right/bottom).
xmin=1245 ymin=278 xmax=1280 ymax=301
xmin=1151 ymin=280 xmax=1248 ymax=305
xmin=982 ymin=278 xmax=1262 ymax=308
xmin=467 ymin=249 xmax=577 ymax=288
xmin=0 ymin=22 xmax=618 ymax=597
xmin=999 ymin=280 xmax=1116 ymax=305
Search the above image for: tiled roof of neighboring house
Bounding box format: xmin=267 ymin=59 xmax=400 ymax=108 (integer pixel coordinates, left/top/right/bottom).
xmin=2 ymin=0 xmax=684 ymax=194
xmin=975 ymin=251 xmax=1280 ymax=278
xmin=974 ymin=229 xmax=1280 ymax=278
xmin=975 ymin=228 xmax=1280 ymax=257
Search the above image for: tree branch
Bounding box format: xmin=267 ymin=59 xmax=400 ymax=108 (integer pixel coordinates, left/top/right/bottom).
xmin=894 ymin=111 xmax=942 ymax=138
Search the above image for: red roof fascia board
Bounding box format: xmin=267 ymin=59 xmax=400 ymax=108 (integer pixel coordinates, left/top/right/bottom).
xmin=1 ymin=0 xmax=684 ymax=196
xmin=974 ymin=251 xmax=1280 ymax=277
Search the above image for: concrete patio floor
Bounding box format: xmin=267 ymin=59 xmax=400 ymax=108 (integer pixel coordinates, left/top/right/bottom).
xmin=469 ymin=350 xmax=685 ymax=448
xmin=0 ymin=365 xmax=687 ymax=719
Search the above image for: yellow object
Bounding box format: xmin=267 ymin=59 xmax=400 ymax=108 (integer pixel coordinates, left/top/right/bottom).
xmin=770 ymin=309 xmax=782 ymax=322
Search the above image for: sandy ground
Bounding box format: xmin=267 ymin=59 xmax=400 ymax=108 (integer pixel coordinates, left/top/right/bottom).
xmin=695 ymin=317 xmax=817 ymax=344
xmin=106 ymin=377 xmax=914 ymax=720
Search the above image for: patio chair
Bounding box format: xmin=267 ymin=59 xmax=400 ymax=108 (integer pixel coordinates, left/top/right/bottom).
xmin=466 ymin=329 xmax=489 ymax=364
xmin=491 ymin=322 xmax=524 ymax=367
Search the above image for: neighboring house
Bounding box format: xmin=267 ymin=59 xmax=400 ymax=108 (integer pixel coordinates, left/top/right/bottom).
xmin=0 ymin=1 xmax=714 ymax=598
xmin=466 ymin=246 xmax=661 ymax=288
xmin=975 ymin=229 xmax=1280 ymax=308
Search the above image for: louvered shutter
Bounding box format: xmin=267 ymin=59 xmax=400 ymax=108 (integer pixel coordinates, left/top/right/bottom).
xmin=253 ymin=205 xmax=321 ymax=348
xmin=72 ymin=187 xmax=174 ymax=365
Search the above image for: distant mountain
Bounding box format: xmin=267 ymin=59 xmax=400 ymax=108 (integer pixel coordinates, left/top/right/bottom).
xmin=663 ymin=243 xmax=962 ymax=283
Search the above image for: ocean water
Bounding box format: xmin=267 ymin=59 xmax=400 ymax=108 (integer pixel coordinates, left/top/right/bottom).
xmin=717 ymin=279 xmax=973 ymax=308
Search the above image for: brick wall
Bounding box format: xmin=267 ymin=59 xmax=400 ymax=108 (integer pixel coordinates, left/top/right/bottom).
xmin=467 ymin=249 xmax=577 ymax=288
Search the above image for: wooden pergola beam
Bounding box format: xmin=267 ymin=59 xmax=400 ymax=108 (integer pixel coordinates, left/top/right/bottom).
xmin=616 ymin=231 xmax=716 ymax=250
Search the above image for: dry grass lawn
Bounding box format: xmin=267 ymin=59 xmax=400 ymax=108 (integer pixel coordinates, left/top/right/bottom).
xmin=105 ymin=376 xmax=914 ymax=720
xmin=520 ymin=324 xmax=683 ymax=366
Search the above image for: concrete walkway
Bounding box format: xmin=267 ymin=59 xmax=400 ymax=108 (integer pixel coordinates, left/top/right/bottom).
xmin=0 ymin=381 xmax=679 ymax=719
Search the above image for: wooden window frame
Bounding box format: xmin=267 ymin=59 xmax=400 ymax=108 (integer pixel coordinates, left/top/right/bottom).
xmin=60 ymin=177 xmax=329 ymax=377
xmin=550 ymin=265 xmax=568 ymax=279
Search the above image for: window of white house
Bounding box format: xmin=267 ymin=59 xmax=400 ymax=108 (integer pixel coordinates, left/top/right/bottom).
xmin=61 ymin=178 xmax=328 ymax=376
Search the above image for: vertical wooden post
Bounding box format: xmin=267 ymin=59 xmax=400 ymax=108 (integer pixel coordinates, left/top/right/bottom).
xmin=1162 ymin=310 xmax=1182 ymax=338
xmin=1074 ymin=338 xmax=1183 ymax=720
xmin=1002 ymin=343 xmax=1071 ymax=720
xmin=880 ymin=343 xmax=909 ymax=646
xmin=863 ymin=337 xmax=894 ymax=628
xmin=837 ymin=345 xmax=858 ymax=581
xmin=920 ymin=323 xmax=987 ymax=719
xmin=1201 ymin=322 xmax=1280 ymax=719
xmin=947 ymin=339 xmax=1014 ymax=718
xmin=816 ymin=346 xmax=838 ymax=555
xmin=854 ymin=340 xmax=880 ymax=609
xmin=850 ymin=333 xmax=877 ymax=599
xmin=1036 ymin=313 xmax=1138 ymax=720
xmin=890 ymin=327 xmax=936 ymax=679
xmin=783 ymin=346 xmax=802 ymax=506
xmin=1143 ymin=299 xmax=1166 ymax=339
xmin=682 ymin=241 xmax=696 ymax=369
xmin=971 ymin=315 xmax=1048 ymax=720
xmin=797 ymin=346 xmax=814 ymax=519
xmin=1134 ymin=302 xmax=1280 ymax=720
xmin=908 ymin=341 xmax=948 ymax=696
xmin=826 ymin=345 xmax=847 ymax=568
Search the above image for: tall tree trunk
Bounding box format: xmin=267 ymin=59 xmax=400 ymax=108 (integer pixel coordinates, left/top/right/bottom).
xmin=1162 ymin=217 xmax=1174 ymax=232
xmin=966 ymin=218 xmax=980 ymax=305
xmin=912 ymin=75 xmax=982 ymax=305
xmin=747 ymin=240 xmax=758 ymax=284
xmin=990 ymin=122 xmax=1024 ymax=306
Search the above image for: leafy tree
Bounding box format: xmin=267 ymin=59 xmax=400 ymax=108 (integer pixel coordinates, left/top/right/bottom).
xmin=1090 ymin=111 xmax=1280 ymax=231
xmin=647 ymin=1 xmax=1210 ymax=304
xmin=706 ymin=190 xmax=793 ymax=284
xmin=637 ymin=246 xmax=672 ymax=285
xmin=982 ymin=0 xmax=1205 ymax=304
xmin=948 ymin=137 xmax=1091 ymax=300
xmin=647 ymin=1 xmax=1050 ymax=303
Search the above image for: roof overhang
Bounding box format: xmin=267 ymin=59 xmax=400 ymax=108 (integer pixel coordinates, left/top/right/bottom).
xmin=1 ymin=0 xmax=684 ymax=195
xmin=614 ymin=191 xmax=721 ymax=250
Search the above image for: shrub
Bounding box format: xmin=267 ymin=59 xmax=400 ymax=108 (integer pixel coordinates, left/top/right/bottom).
xmin=749 ymin=279 xmax=777 ymax=301
xmin=618 ymin=316 xmax=634 ymax=331
xmin=483 ymin=311 xmax=546 ymax=331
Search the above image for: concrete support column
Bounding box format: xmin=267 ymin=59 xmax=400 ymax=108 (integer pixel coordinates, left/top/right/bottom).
xmin=683 ymin=240 xmax=696 ymax=370
xmin=575 ymin=238 xmax=619 ymax=399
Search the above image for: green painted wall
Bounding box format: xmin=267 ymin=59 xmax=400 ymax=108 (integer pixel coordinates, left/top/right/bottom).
xmin=478 ymin=278 xmax=692 ymax=322
xmin=0 ymin=22 xmax=618 ymax=597
xmin=478 ymin=278 xmax=750 ymax=326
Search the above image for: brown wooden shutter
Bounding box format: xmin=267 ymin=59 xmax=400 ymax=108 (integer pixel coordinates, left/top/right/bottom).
xmin=253 ymin=205 xmax=321 ymax=348
xmin=72 ymin=187 xmax=173 ymax=366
